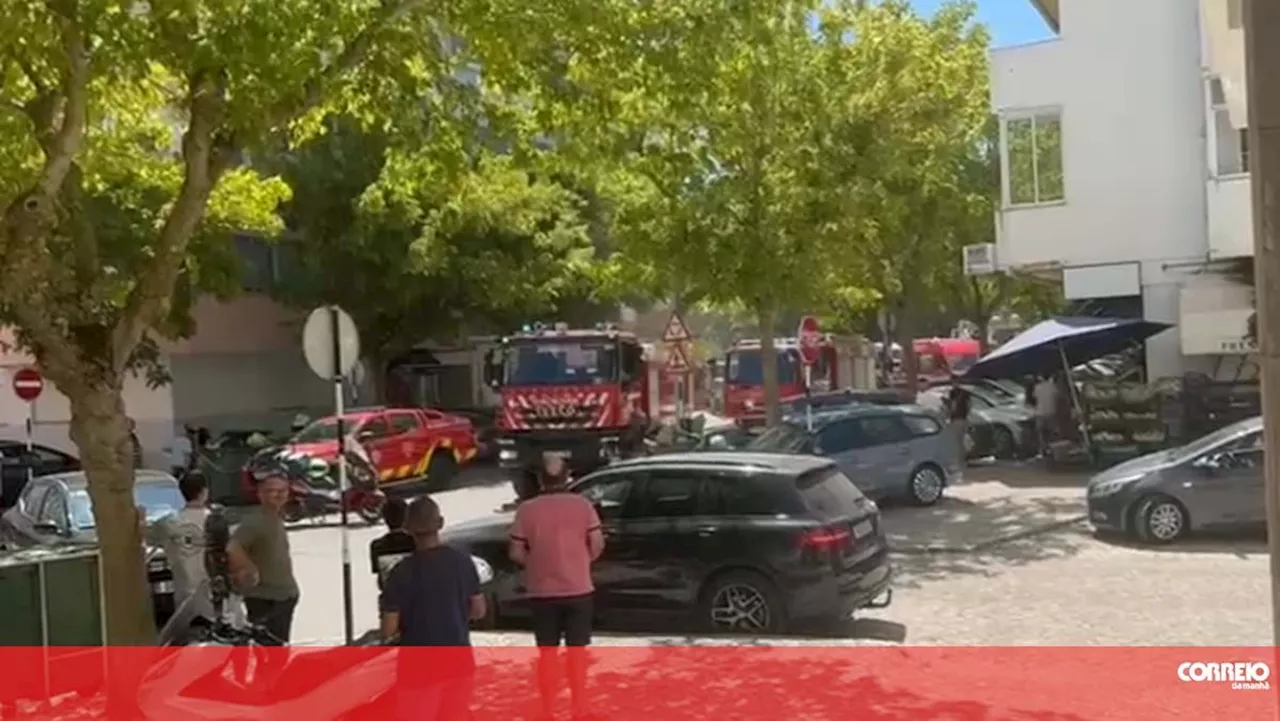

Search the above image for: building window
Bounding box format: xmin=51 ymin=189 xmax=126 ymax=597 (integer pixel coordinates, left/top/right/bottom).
xmin=1228 ymin=0 xmax=1243 ymax=29
xmin=1003 ymin=111 xmax=1064 ymax=206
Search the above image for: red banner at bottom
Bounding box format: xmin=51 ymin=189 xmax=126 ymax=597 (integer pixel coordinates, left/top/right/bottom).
xmin=3 ymin=646 xmax=1275 ymax=720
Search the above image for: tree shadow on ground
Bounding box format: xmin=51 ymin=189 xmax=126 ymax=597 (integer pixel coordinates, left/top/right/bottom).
xmin=1093 ymin=526 xmax=1268 ymax=558
xmin=888 ymin=523 xmax=1090 ymax=591
xmin=961 ymin=462 xmax=1093 ymax=489
xmin=882 ymin=494 xmax=1085 ymax=554
xmin=467 ymin=647 xmax=1097 ymax=721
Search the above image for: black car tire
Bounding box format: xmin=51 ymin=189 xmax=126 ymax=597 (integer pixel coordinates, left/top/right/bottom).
xmin=1133 ymin=495 xmax=1188 ymax=545
xmin=907 ymin=464 xmax=946 ymax=507
xmin=698 ymin=569 xmax=786 ymax=635
xmin=426 ymin=453 xmax=459 ymax=491
xmin=991 ymin=426 xmax=1017 ymax=460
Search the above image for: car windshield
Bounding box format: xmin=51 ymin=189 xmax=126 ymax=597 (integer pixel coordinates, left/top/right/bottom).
xmin=505 ymin=341 xmax=618 ymax=386
xmin=68 ymin=481 xmax=184 ymax=530
xmin=747 ymin=422 xmax=811 ymax=453
xmin=726 ymin=348 xmax=799 ymax=385
xmin=1166 ymin=420 xmax=1261 ymax=464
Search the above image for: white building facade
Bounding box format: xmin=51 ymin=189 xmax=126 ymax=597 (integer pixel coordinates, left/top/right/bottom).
xmin=987 ymin=0 xmax=1256 ymax=380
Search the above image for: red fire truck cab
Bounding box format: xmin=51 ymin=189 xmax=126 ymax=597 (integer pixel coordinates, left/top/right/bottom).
xmin=723 ymin=336 xmax=861 ymax=428
xmin=913 ymin=337 xmax=982 ymax=386
xmin=484 ymin=324 xmax=651 ymax=479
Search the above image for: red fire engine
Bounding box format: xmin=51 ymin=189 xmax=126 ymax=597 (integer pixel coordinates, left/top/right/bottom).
xmin=485 ymin=323 xmax=652 ymax=485
xmin=722 ymin=335 xmax=867 ymax=427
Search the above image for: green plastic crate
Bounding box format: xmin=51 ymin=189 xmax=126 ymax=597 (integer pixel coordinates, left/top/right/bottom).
xmin=0 ymin=547 xmax=104 ymax=646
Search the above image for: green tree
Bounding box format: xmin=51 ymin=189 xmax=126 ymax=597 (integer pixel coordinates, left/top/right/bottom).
xmin=590 ymin=2 xmax=867 ymax=425
xmin=269 ymin=118 xmax=602 ymax=389
xmin=0 ymin=0 xmax=646 ymax=643
xmin=824 ymin=0 xmax=994 ymax=390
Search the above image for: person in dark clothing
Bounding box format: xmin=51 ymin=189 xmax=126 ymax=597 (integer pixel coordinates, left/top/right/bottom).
xmin=369 ymin=498 xmax=414 ymax=592
xmin=380 ymin=496 xmax=486 ymax=720
xmin=948 ymin=385 xmax=972 ymax=458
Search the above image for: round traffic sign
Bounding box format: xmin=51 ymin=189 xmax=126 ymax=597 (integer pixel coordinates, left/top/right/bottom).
xmin=302 ymin=306 xmax=361 ymax=380
xmin=12 ymin=367 xmax=44 ymax=402
xmin=797 ymin=316 xmax=822 ymax=366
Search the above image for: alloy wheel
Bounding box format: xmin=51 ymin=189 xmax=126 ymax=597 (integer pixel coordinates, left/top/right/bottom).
xmin=1147 ymin=502 xmax=1184 ymax=541
xmin=709 ymin=583 xmax=771 ymax=633
xmin=911 ymin=467 xmax=944 ymax=504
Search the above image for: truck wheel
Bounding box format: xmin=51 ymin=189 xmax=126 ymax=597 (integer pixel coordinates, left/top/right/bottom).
xmin=426 ymin=454 xmax=459 ymax=491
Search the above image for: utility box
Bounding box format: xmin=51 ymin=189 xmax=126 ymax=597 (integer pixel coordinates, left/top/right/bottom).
xmin=0 ymin=547 xmax=107 ymax=705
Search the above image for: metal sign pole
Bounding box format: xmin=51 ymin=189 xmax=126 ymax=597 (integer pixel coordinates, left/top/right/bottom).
xmin=805 ymin=364 xmax=814 ymax=432
xmin=330 ymin=306 xmax=354 ymax=645
xmin=25 ymin=404 xmax=33 ymax=489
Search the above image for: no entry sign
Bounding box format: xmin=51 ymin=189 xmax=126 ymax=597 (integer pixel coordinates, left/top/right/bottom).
xmin=12 ymin=367 xmax=43 ymax=402
xmin=797 ymin=316 xmax=822 ymax=366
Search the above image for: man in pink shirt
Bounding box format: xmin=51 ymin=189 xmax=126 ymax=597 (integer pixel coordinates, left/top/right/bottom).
xmin=509 ymin=454 xmax=605 ymax=719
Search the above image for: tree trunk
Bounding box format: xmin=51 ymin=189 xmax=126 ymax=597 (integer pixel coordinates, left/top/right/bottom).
xmin=898 ymin=305 xmax=920 ymax=396
xmin=757 ymin=304 xmax=781 ymax=426
xmin=67 ymin=377 xmax=154 ymax=645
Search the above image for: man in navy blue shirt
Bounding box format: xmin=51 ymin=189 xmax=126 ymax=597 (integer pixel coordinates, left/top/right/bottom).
xmin=379 ymin=496 xmax=486 ymax=719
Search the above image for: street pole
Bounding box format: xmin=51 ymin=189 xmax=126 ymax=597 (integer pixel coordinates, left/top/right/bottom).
xmin=330 ymin=306 xmax=354 ymax=645
xmin=1244 ymin=0 xmax=1280 ymax=655
xmin=24 ymin=406 xmax=33 ymax=489
xmin=804 ymin=364 xmax=813 ymax=432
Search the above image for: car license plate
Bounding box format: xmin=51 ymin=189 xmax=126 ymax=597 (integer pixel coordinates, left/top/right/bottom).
xmin=853 ymin=520 xmax=873 ymax=539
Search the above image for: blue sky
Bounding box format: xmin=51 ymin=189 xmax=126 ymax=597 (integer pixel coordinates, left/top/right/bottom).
xmin=909 ymin=0 xmax=1052 ymax=47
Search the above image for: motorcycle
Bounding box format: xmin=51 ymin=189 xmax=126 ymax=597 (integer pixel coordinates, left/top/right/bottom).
xmin=243 ymin=446 xmax=385 ymax=525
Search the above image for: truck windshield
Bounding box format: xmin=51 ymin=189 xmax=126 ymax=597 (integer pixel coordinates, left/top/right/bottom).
xmin=726 ymin=348 xmax=799 ymax=385
xmin=505 ymin=341 xmax=618 ymax=386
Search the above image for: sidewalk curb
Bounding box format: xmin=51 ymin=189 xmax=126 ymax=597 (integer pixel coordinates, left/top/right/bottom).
xmin=891 ymin=515 xmax=1088 ymax=555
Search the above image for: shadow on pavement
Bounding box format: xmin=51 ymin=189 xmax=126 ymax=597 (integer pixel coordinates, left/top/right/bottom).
xmin=1093 ymin=527 xmax=1268 ymax=558
xmin=962 ymin=461 xmax=1094 ymax=489
xmin=882 ymin=492 xmax=1085 ymax=553
xmin=889 ymin=523 xmax=1090 ymax=591
xmin=471 ymin=647 xmax=1095 ymax=721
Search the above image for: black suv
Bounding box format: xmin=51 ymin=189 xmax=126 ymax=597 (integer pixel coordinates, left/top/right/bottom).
xmin=445 ymin=452 xmax=892 ymax=634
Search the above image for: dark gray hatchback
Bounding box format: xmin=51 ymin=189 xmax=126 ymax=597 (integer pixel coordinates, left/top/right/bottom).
xmin=445 ymin=452 xmax=892 ymax=634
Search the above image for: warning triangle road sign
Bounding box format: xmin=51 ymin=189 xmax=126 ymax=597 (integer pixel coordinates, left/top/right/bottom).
xmin=663 ymin=343 xmax=690 ymax=373
xmin=662 ymin=313 xmax=692 ymax=342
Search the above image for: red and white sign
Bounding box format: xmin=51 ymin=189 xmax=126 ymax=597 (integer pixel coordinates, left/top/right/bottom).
xmin=662 ymin=312 xmax=692 ymax=343
xmin=662 ymin=343 xmax=690 ymax=374
xmin=797 ymin=316 xmax=822 ymax=366
xmin=11 ymin=367 xmax=43 ymax=402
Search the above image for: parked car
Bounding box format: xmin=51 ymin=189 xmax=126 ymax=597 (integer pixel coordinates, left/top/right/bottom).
xmin=278 ymin=405 xmax=479 ymax=497
xmin=1086 ymin=416 xmax=1265 ymax=544
xmin=444 ymin=452 xmax=892 ymax=634
xmin=917 ymin=383 xmax=1038 ymax=460
xmin=0 ymin=469 xmax=184 ymax=622
xmin=779 ymin=389 xmax=909 ymax=416
xmin=0 ymin=441 xmax=80 ymax=509
xmin=747 ymin=405 xmax=962 ymax=506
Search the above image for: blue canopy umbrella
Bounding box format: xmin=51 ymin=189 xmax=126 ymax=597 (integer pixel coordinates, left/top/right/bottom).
xmin=963 ymin=317 xmax=1173 ymax=381
xmin=963 ymin=317 xmax=1173 ymax=451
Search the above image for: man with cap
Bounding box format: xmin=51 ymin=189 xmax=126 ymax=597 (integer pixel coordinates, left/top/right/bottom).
xmin=380 ymin=496 xmax=486 ymax=719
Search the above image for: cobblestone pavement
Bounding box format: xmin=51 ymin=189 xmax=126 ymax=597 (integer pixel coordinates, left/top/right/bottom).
xmin=287 ymin=463 xmax=1271 ymax=646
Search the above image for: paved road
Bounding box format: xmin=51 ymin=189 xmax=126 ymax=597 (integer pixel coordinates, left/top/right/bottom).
xmin=286 ymin=464 xmax=1271 ymax=646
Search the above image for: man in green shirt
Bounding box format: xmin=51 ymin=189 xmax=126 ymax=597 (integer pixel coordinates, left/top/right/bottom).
xmin=228 ymin=473 xmax=300 ymax=644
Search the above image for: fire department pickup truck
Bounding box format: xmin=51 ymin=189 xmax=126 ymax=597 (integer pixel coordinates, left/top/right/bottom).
xmin=286 ymin=406 xmax=479 ymax=494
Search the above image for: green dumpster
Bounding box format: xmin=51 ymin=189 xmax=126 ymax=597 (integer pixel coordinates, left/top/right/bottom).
xmin=0 ymin=547 xmax=107 ymax=703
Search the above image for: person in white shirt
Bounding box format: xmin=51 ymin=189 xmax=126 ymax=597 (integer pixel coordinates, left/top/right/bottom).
xmin=1033 ymin=374 xmax=1059 ymax=446
xmin=150 ymin=471 xmax=215 ymax=621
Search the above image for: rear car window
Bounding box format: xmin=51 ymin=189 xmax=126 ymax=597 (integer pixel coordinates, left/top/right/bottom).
xmin=707 ymin=473 xmax=808 ymax=516
xmin=902 ymin=414 xmax=941 ymax=437
xmin=795 ymin=467 xmax=867 ymax=519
